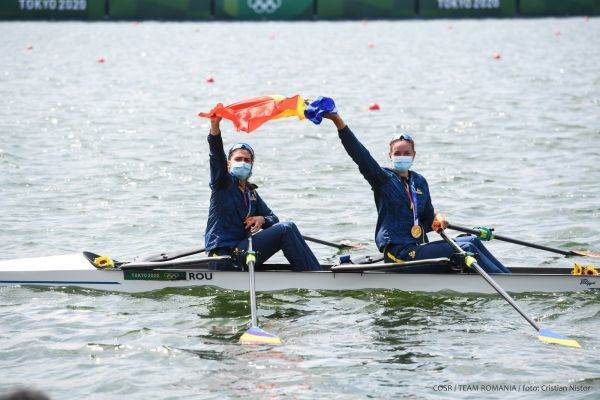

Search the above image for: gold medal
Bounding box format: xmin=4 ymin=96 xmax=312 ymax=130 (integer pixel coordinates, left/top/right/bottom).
xmin=411 ymin=225 xmax=422 ymax=238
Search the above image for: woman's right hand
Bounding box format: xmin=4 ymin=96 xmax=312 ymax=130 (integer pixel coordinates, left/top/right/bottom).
xmin=210 ymin=116 xmax=222 ymax=136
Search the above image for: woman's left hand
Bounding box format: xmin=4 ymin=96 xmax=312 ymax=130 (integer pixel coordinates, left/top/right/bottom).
xmin=244 ymin=216 xmax=265 ymax=234
xmin=432 ymin=213 xmax=449 ymax=232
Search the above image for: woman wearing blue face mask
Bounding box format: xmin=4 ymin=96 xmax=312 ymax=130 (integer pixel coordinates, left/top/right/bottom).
xmin=205 ymin=117 xmax=321 ymax=271
xmin=324 ymin=112 xmax=509 ymax=274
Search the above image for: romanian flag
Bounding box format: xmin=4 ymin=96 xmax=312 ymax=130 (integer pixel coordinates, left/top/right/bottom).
xmin=199 ymin=95 xmax=306 ymax=133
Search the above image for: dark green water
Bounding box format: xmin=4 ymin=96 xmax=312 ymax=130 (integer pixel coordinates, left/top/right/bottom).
xmin=1 ymin=18 xmax=599 ymax=399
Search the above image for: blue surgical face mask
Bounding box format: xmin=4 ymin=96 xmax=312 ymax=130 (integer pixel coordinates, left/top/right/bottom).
xmin=230 ymin=161 xmax=252 ymax=180
xmin=392 ymin=156 xmax=413 ymax=172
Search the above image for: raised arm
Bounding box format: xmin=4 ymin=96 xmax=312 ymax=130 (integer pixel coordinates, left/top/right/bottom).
xmin=207 ymin=117 xmax=230 ymax=189
xmin=325 ymin=114 xmax=388 ymax=188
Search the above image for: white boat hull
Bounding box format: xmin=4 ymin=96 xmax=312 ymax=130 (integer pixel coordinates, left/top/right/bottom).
xmin=0 ymin=253 xmax=598 ymax=294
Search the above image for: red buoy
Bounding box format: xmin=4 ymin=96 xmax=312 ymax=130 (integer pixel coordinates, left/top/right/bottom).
xmin=205 ymin=76 xmax=215 ymax=83
xmin=492 ymin=52 xmax=501 ymax=60
xmin=368 ymin=103 xmax=380 ymax=111
xmin=555 ymin=31 xmax=561 ymax=36
xmin=584 ymin=16 xmax=589 ymax=22
xmin=97 ymin=57 xmax=105 ymax=63
xmin=269 ymin=32 xmax=276 ymax=39
xmin=368 ymin=41 xmax=375 ymax=48
xmin=26 ymin=44 xmax=33 ymax=50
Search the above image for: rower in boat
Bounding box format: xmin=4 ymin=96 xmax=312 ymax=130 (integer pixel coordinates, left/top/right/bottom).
xmin=323 ymin=111 xmax=510 ymax=274
xmin=205 ymin=116 xmax=321 ymax=271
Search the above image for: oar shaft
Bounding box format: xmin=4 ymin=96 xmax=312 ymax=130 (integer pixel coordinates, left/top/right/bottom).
xmin=141 ymin=247 xmax=206 ymax=262
xmin=239 ymin=234 xmax=282 ymax=344
xmin=247 ymin=235 xmax=258 ymax=328
xmin=302 ymin=235 xmax=347 ymax=250
xmin=331 ymin=257 xmax=450 ymax=272
xmin=448 ymin=224 xmax=571 ymax=256
xmin=439 ymin=230 xmax=541 ymax=332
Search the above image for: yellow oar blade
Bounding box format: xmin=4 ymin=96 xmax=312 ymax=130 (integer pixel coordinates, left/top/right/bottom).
xmin=538 ymin=328 xmax=581 ymax=348
xmin=239 ymin=327 xmax=282 ymax=345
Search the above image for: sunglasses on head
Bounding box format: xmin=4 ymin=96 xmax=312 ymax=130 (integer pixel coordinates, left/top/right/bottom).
xmin=389 ymin=133 xmax=414 ymax=145
xmin=228 ymin=143 xmax=254 ymax=160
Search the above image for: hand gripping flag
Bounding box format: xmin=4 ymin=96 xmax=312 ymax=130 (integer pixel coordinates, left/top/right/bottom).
xmin=304 ymin=96 xmax=338 ymax=125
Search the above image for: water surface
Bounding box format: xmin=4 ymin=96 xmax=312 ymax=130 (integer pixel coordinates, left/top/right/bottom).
xmin=1 ymin=18 xmax=599 ymax=399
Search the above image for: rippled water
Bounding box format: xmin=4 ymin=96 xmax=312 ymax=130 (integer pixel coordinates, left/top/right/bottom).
xmin=1 ymin=18 xmax=599 ymax=399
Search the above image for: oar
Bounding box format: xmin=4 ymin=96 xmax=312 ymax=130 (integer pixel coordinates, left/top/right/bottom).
xmin=239 ymin=234 xmax=282 ymax=345
xmin=141 ymin=235 xmax=358 ymax=262
xmin=448 ymin=223 xmax=600 ymax=258
xmin=141 ymin=247 xmax=205 ymax=262
xmin=302 ymin=235 xmax=361 ymax=250
xmin=438 ymin=229 xmax=580 ymax=348
xmin=330 ymin=257 xmax=451 ymax=272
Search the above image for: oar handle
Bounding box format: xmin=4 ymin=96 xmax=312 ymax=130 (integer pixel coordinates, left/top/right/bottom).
xmin=447 ymin=224 xmax=572 ymax=257
xmin=439 ymin=230 xmax=541 ymax=332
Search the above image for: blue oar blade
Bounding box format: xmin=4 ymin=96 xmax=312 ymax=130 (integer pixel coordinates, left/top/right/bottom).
xmin=239 ymin=326 xmax=282 ymax=345
xmin=538 ymin=328 xmax=581 ymax=348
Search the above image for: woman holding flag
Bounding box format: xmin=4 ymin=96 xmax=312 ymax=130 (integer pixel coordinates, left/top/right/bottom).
xmin=204 ymin=116 xmax=320 ymax=271
xmin=322 ymin=107 xmax=510 ymax=273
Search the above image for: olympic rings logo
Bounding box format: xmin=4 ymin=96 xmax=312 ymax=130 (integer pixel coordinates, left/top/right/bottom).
xmin=163 ymin=273 xmax=181 ymax=280
xmin=247 ymin=0 xmax=282 ymax=14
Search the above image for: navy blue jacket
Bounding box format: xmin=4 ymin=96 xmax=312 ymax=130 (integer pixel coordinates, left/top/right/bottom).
xmin=204 ymin=134 xmax=278 ymax=251
xmin=338 ymin=126 xmax=435 ymax=252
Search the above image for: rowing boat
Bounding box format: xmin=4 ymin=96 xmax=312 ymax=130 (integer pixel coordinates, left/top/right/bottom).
xmin=0 ymin=251 xmax=597 ymax=294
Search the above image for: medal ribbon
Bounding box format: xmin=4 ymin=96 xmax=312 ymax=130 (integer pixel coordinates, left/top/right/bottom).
xmin=403 ymin=177 xmax=419 ymax=228
xmin=241 ymin=187 xmax=254 ymax=219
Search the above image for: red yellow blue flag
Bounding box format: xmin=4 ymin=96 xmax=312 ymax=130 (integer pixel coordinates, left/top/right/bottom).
xmin=199 ymin=94 xmax=306 ymax=133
